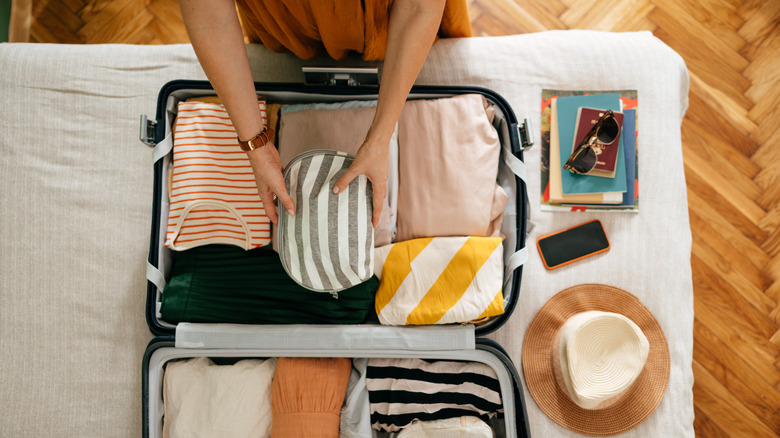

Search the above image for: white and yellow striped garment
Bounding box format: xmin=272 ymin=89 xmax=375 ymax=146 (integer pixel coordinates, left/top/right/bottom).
xmin=373 ymin=236 xmax=505 ymax=326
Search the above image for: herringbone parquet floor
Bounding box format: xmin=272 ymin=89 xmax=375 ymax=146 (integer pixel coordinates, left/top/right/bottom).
xmin=9 ymin=0 xmax=780 ymax=436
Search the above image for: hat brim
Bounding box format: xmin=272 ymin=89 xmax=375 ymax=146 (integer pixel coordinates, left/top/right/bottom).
xmin=522 ymin=284 xmax=670 ymax=436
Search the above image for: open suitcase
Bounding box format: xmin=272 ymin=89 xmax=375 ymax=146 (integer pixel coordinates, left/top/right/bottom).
xmin=140 ymin=73 xmax=533 ymax=438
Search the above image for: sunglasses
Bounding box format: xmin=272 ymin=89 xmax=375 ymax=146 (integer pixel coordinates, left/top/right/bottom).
xmin=563 ymin=109 xmax=621 ymax=175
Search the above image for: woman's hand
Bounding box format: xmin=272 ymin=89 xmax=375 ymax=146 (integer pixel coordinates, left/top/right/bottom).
xmin=246 ymin=143 xmax=296 ymax=225
xmin=333 ymin=136 xmax=389 ymax=228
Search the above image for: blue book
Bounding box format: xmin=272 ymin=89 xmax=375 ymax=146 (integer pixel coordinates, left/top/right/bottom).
xmin=557 ymin=94 xmax=627 ymax=194
xmin=619 ymin=109 xmax=637 ymax=206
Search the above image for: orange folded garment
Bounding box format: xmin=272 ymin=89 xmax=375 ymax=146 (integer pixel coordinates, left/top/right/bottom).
xmin=235 ymin=0 xmax=472 ymax=61
xmin=271 ymin=357 xmax=352 ymax=438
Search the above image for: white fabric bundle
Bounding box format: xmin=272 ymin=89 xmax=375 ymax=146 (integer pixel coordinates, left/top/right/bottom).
xmin=163 ymin=357 xmax=276 ymax=438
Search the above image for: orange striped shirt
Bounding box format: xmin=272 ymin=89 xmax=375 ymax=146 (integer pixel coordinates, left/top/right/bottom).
xmin=166 ymin=101 xmax=271 ymax=250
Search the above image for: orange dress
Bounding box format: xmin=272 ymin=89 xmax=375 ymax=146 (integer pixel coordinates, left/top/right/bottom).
xmin=235 ymin=0 xmax=472 ymax=61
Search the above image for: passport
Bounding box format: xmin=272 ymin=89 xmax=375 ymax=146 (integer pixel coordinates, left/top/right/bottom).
xmin=572 ymin=107 xmax=624 ymax=178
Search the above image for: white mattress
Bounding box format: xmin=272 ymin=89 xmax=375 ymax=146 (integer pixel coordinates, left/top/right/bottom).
xmin=0 ymin=30 xmax=692 ymax=437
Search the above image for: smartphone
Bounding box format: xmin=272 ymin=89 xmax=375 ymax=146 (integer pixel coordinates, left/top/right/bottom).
xmin=536 ymin=219 xmax=610 ymax=270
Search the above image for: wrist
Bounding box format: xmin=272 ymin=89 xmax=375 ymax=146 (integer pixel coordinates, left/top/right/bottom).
xmin=238 ymin=128 xmax=275 ymax=152
xmin=364 ymin=124 xmax=394 ymax=148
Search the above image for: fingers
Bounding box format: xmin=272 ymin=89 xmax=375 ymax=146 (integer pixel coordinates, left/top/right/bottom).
xmin=258 ymin=186 xmax=279 ymax=225
xmin=371 ymin=186 xmax=386 ymax=229
xmin=247 ymin=145 xmax=296 ymax=225
xmin=268 ymin=177 xmax=296 ymax=218
xmin=333 ymin=165 xmax=360 ymax=195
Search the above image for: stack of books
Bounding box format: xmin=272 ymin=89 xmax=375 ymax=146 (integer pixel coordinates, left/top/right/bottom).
xmin=540 ymin=89 xmax=639 ymax=213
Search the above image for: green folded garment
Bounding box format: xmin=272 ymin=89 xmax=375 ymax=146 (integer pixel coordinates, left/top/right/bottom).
xmin=160 ymin=245 xmax=378 ymax=324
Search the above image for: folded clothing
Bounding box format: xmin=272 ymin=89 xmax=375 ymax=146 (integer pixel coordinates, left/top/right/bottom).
xmin=163 ymin=357 xmax=276 ymax=438
xmin=373 ymin=236 xmax=505 ymax=325
xmin=272 ymin=357 xmax=352 ymax=438
xmin=159 ymin=245 xmax=378 ymax=324
xmin=366 ymin=358 xmax=503 ymax=432
xmin=340 ymin=358 xmax=373 ymax=438
xmin=167 ymin=100 xmax=271 ymax=251
xmin=277 ymin=103 xmax=397 ymax=246
xmin=397 ymin=94 xmax=507 ymax=241
xmin=397 ymin=417 xmax=494 ymax=438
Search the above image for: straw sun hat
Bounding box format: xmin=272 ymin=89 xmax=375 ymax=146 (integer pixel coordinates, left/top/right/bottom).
xmin=522 ymin=284 xmax=670 ymax=436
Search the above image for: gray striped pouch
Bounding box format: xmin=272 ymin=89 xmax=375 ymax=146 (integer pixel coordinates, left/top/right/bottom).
xmin=278 ymin=150 xmax=374 ymax=295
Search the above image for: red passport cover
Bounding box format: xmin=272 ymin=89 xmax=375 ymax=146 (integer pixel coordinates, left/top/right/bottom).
xmin=572 ymin=107 xmax=624 ymax=174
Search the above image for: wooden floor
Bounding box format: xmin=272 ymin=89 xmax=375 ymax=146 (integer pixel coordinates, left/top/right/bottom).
xmin=10 ymin=0 xmax=780 ymax=436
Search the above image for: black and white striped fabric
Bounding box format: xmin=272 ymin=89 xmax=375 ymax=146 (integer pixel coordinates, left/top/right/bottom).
xmin=366 ymin=358 xmax=504 ymax=432
xmin=278 ymin=150 xmax=374 ymax=294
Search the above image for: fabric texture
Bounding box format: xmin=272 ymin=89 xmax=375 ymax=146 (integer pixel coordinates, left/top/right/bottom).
xmin=396 ymin=94 xmax=507 ymax=241
xmin=277 ymin=103 xmax=397 ymax=246
xmin=0 ymin=32 xmax=693 ymax=438
xmin=162 ymin=357 xmax=276 ymax=438
xmin=159 ymin=245 xmax=378 ymax=324
xmin=166 ymin=100 xmax=270 ymax=250
xmin=340 ymin=358 xmax=373 ymax=438
xmin=271 ymin=357 xmax=352 ymax=438
xmin=235 ymin=0 xmax=472 ymax=61
xmin=279 ymin=150 xmax=374 ymax=293
xmin=366 ymin=358 xmax=503 ymax=432
xmin=397 ymin=417 xmax=494 ymax=438
xmin=373 ymin=236 xmax=505 ymax=325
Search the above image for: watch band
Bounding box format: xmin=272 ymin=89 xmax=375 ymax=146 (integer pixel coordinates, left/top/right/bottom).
xmin=238 ymin=128 xmax=275 ymax=152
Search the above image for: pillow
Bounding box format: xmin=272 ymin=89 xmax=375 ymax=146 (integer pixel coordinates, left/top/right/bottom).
xmin=373 ymin=236 xmax=504 ymax=325
xmin=278 ymin=150 xmax=374 ymax=294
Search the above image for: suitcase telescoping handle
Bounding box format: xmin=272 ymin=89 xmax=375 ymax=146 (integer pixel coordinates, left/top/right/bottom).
xmin=302 ymin=66 xmax=379 ymax=87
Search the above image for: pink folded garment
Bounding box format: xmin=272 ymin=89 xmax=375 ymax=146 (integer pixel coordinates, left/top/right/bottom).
xmin=278 ymin=106 xmax=393 ymax=246
xmin=396 ymin=94 xmax=507 ymax=241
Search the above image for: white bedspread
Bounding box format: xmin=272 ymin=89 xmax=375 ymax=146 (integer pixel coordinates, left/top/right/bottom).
xmin=0 ymin=30 xmax=692 ymax=437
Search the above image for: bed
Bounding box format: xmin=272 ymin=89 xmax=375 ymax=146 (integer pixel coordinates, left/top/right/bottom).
xmin=0 ymin=30 xmax=693 ymax=437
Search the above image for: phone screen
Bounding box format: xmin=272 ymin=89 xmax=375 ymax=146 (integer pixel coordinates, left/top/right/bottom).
xmin=536 ymin=220 xmax=610 ymax=269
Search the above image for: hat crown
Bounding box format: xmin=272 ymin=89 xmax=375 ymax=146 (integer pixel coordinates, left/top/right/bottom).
xmin=559 ymin=311 xmax=650 ymax=409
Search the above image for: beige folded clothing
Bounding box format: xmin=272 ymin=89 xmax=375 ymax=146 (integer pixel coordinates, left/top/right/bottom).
xmin=397 ymin=94 xmax=507 ymax=241
xmin=162 ymin=357 xmax=276 ymax=438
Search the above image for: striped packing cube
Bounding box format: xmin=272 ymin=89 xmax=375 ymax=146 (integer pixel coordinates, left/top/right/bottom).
xmin=373 ymin=236 xmax=505 ymax=325
xmin=166 ymin=100 xmax=270 ymax=251
xmin=278 ymin=150 xmax=374 ymax=294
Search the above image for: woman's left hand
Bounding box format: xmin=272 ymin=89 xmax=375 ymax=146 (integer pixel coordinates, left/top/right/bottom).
xmin=332 ymin=137 xmax=389 ymax=228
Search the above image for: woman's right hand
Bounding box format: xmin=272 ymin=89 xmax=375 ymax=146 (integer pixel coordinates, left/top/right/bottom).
xmin=246 ymin=143 xmax=296 ymax=225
